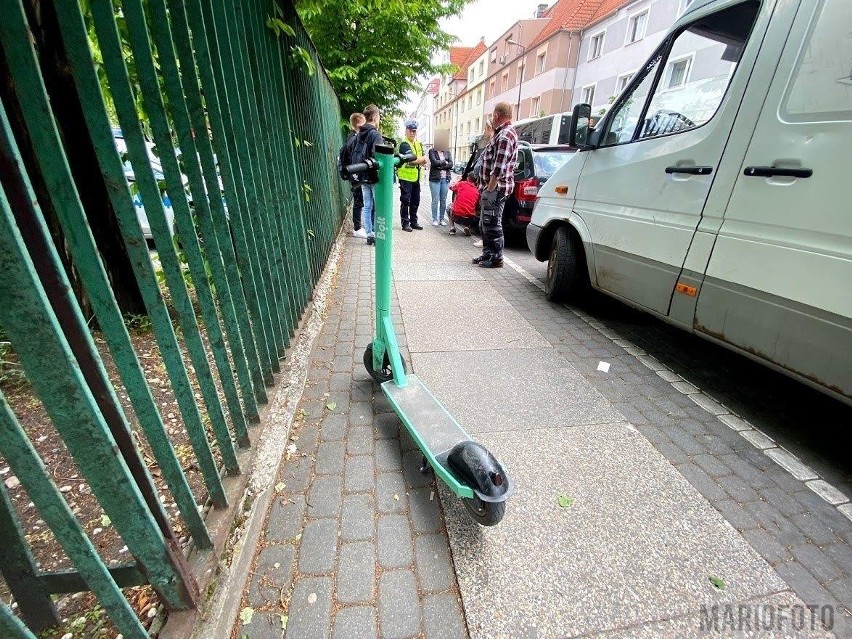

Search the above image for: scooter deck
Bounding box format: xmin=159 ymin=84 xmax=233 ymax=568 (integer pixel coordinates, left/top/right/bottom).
xmin=381 ymin=375 xmax=475 ymax=498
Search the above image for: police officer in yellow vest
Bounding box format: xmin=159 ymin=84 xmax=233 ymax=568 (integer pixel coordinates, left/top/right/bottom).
xmin=396 ymin=120 xmax=427 ymax=231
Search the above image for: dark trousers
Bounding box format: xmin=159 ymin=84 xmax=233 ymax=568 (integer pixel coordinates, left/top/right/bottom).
xmin=479 ymin=190 xmax=506 ymax=260
xmin=351 ymin=183 xmax=364 ymax=230
xmin=399 ymin=179 xmax=420 ymax=227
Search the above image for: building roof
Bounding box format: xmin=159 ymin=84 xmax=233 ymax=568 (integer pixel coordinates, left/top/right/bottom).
xmin=528 ymin=0 xmax=631 ymax=48
xmin=452 ymin=41 xmax=487 ymax=81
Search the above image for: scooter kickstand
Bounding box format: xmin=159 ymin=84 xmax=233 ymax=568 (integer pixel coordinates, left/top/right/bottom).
xmin=419 ymin=454 xmax=432 ymax=475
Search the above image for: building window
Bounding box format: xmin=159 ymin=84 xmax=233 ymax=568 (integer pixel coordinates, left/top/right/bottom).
xmin=588 ymin=32 xmax=605 ymax=60
xmin=627 ymin=11 xmax=648 ymax=44
xmin=490 ymin=48 xmax=497 ymax=63
xmin=476 ymin=88 xmax=482 ymax=105
xmin=615 ymin=72 xmax=634 ymax=94
xmin=665 ymin=57 xmax=691 ymax=89
xmin=531 ymin=95 xmax=541 ymax=115
xmin=489 ymin=79 xmax=496 ymax=97
xmin=581 ymin=84 xmax=596 ymax=106
xmin=469 ymin=69 xmax=474 ymax=83
xmin=475 ymin=117 xmax=480 ymax=132
xmin=502 ymin=72 xmax=509 ymax=91
xmin=478 ymin=60 xmax=484 ymax=77
xmin=536 ymin=51 xmax=547 ymax=75
xmin=678 ymin=0 xmax=697 ymax=15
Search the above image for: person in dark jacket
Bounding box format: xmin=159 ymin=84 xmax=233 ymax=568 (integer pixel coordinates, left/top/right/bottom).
xmin=357 ymin=104 xmax=383 ymax=245
xmin=343 ymin=112 xmax=366 ymax=237
xmin=428 ymin=129 xmax=453 ymax=226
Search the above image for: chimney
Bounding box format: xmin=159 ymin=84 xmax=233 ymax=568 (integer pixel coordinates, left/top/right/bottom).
xmin=536 ymin=3 xmax=549 ymax=18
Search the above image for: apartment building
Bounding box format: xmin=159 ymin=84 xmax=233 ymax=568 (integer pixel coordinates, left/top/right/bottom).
xmin=573 ymin=0 xmax=695 ymax=114
xmin=434 ymin=41 xmax=487 ymax=161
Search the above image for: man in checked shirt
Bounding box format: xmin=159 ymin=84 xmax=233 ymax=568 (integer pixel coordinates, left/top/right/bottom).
xmin=473 ymin=102 xmax=518 ymax=268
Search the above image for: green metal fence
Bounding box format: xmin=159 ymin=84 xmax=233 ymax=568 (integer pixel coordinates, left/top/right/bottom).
xmin=0 ymin=0 xmax=347 ymax=636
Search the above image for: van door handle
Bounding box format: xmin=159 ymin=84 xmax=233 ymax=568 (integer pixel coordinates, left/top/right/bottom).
xmin=743 ymin=166 xmax=812 ymax=178
xmin=665 ymin=166 xmax=713 ymax=175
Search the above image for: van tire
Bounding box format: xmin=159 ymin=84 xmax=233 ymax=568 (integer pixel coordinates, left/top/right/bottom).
xmin=546 ymin=226 xmax=579 ymax=302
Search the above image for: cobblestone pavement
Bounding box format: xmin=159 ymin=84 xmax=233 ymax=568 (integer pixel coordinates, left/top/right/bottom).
xmin=233 ymin=230 xmax=468 ymax=639
xmin=231 ymin=185 xmax=850 ymax=639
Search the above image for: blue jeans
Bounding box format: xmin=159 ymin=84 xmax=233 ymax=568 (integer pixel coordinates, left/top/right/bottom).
xmin=429 ymin=179 xmax=449 ymax=222
xmin=360 ymin=184 xmax=376 ymax=237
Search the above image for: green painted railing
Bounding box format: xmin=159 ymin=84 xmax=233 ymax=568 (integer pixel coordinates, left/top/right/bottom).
xmin=0 ymin=0 xmax=347 ymax=636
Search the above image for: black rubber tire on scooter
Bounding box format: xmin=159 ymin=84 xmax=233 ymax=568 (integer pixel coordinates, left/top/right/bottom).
xmin=462 ymin=495 xmax=506 ymax=526
xmin=363 ymin=343 xmax=407 ymax=384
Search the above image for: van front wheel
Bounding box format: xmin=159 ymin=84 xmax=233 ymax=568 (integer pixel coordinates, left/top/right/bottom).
xmin=545 ymin=227 xmax=579 ymax=302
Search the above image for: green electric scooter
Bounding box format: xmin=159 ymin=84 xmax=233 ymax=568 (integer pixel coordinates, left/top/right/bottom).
xmin=344 ymin=144 xmax=512 ymax=526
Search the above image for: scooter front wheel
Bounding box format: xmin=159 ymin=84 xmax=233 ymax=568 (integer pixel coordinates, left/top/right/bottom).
xmin=462 ymin=495 xmax=505 ymax=526
xmin=363 ymin=343 xmax=407 ymax=384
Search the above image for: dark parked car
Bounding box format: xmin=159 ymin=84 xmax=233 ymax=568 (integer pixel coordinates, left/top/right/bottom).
xmin=452 ymin=142 xmax=576 ymax=235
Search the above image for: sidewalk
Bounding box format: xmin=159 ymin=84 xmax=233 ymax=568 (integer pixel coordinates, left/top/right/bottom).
xmin=230 ymin=189 xmax=845 ymax=639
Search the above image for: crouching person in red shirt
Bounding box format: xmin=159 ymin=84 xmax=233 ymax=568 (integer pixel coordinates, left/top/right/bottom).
xmin=448 ymin=177 xmax=479 ymax=236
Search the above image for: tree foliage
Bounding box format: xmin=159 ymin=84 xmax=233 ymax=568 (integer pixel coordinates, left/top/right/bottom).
xmin=296 ymin=0 xmax=470 ymax=123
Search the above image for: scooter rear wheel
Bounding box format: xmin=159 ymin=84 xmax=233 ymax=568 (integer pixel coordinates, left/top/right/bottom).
xmin=462 ymin=495 xmax=506 ymax=526
xmin=364 ymin=343 xmax=407 ymax=384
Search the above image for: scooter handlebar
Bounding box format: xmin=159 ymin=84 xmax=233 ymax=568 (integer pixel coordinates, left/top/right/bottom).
xmin=342 ymin=157 xmax=376 ymax=180
xmin=396 ymin=152 xmax=416 ymax=164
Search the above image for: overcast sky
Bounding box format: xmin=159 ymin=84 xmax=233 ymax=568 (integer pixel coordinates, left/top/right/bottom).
xmin=440 ymin=0 xmax=550 ymax=47
xmin=400 ymin=0 xmax=550 ymax=120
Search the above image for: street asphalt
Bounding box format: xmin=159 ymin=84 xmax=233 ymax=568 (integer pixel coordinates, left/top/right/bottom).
xmin=231 ymin=186 xmax=851 ymax=639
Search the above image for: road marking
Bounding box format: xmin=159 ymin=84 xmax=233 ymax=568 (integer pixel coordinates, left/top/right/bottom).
xmin=502 ymin=254 xmax=852 ymax=515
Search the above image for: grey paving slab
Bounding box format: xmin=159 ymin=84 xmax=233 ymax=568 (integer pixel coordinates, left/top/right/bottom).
xmin=442 ymin=422 xmax=787 ymax=639
xmin=411 ymin=349 xmax=622 ymax=434
xmin=393 ymin=262 xmax=484 ymax=282
xmin=267 ymin=495 xmax=307 ymax=543
xmin=379 ymin=570 xmax=421 ymax=639
xmin=415 ymin=533 xmax=456 ymax=593
xmin=287 ymin=576 xmax=334 ymax=639
xmin=423 ymin=592 xmax=468 ymax=639
xmin=298 ymin=518 xmax=338 ymax=574
xmin=340 ymin=494 xmax=375 ymax=541
xmin=402 ymin=306 xmax=548 ymax=353
xmin=248 ymin=544 xmax=296 ymax=608
xmin=377 ymin=514 xmax=414 ymax=568
xmin=331 ymin=606 xmax=378 ymax=639
xmin=337 ymin=541 xmax=376 ymax=604
xmin=396 ymin=281 xmax=510 ymax=311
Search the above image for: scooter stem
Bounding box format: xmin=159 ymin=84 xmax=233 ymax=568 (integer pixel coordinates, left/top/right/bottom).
xmin=372 ymin=145 xmax=407 ymax=387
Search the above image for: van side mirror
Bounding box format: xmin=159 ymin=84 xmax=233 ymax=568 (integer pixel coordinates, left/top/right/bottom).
xmin=569 ymin=103 xmax=594 ymax=149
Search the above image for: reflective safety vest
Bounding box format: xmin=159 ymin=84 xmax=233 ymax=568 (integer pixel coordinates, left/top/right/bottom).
xmin=396 ymin=138 xmax=424 ymax=182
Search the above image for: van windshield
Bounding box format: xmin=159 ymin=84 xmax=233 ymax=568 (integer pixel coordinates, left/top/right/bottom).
xmin=533 ymin=150 xmax=576 ymax=179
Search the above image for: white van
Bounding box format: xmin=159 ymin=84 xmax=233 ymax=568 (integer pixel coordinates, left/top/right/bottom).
xmin=527 ymin=0 xmax=852 ymax=404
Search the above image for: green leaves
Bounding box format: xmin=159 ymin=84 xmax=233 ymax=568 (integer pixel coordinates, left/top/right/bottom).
xmin=297 ymin=0 xmax=476 ymax=117
xmin=239 ymin=607 xmax=254 ymax=625
xmin=291 ymin=46 xmax=317 ymax=77
xmin=266 ymin=16 xmax=296 ymax=38
xmin=557 ymin=494 xmax=574 ymax=508
xmin=709 ymin=575 xmax=726 ymax=590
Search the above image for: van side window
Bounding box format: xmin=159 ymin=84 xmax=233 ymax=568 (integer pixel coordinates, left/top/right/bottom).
xmin=782 ymin=0 xmax=852 ymax=123
xmin=601 ymin=0 xmax=760 ymax=146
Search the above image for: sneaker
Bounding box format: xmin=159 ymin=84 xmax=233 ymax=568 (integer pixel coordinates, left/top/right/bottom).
xmin=353 ymin=228 xmax=367 ymax=238
xmin=449 ymin=228 xmax=457 ymax=235
xmin=402 ymin=225 xmax=413 ymax=232
xmin=432 ymin=220 xmax=439 ymax=226
xmin=473 ymin=240 xmax=483 ymax=248
xmin=366 ymin=236 xmax=375 ymax=245
xmin=440 ymin=219 xmax=448 ymax=226
xmin=479 ymin=258 xmax=504 ymax=268
xmin=462 ymin=227 xmax=472 ymax=237
xmin=472 ymin=255 xmax=488 ymax=264
xmin=412 ymin=224 xmax=424 ymax=230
